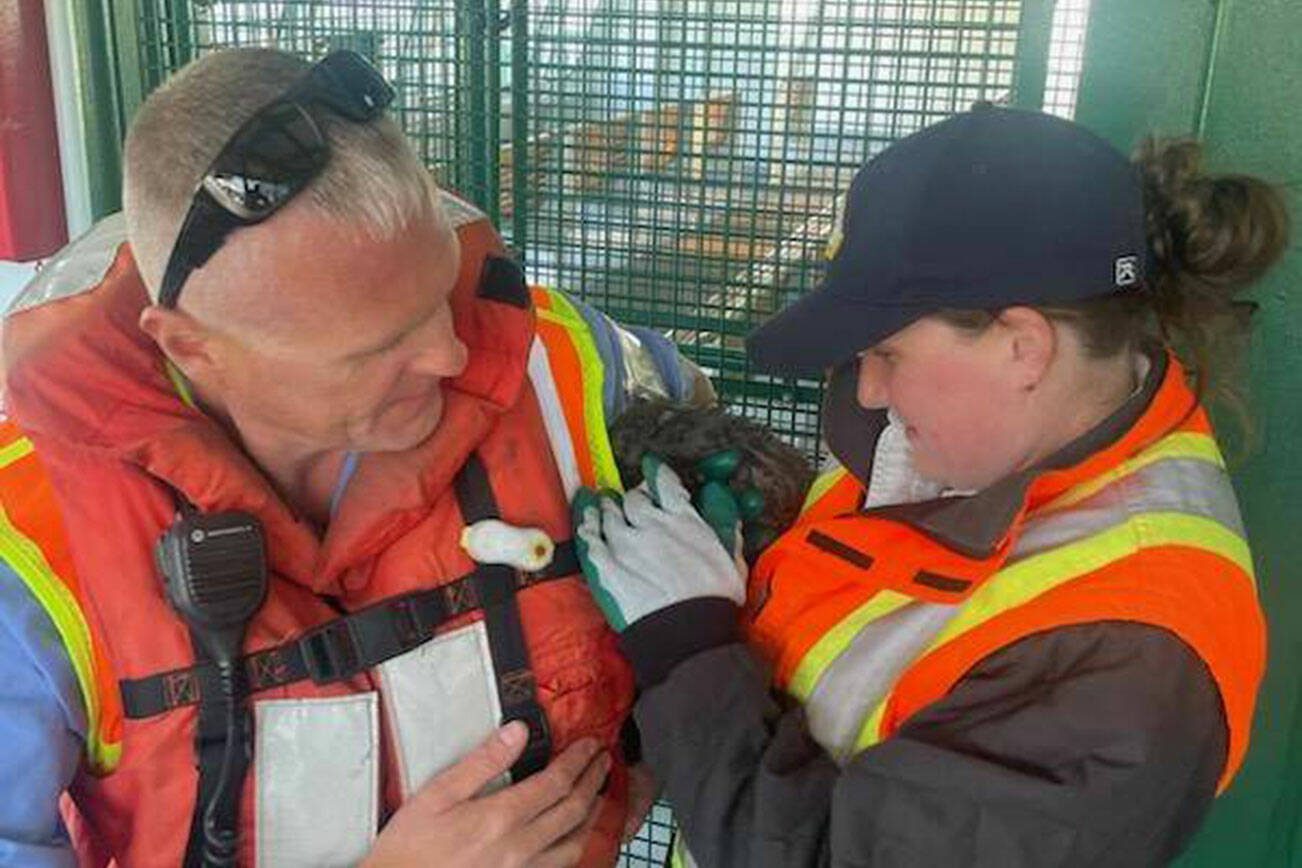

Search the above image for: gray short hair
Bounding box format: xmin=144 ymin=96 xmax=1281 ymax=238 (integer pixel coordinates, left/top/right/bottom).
xmin=123 ymin=48 xmax=438 ymax=300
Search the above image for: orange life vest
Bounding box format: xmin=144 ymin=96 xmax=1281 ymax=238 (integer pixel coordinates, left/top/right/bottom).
xmin=746 ymin=352 xmax=1265 ymax=793
xmin=0 ymin=197 xmax=635 ymax=866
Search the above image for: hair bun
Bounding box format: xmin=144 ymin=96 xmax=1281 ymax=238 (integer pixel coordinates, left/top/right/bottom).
xmin=1136 ymin=137 xmax=1289 ymax=295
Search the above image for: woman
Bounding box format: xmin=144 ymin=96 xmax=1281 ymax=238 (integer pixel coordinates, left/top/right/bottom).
xmin=571 ymin=105 xmax=1289 ymax=865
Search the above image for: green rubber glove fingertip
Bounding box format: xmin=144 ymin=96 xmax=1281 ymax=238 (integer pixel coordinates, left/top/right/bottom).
xmin=738 ymin=486 xmax=765 ymax=521
xmin=571 ymin=487 xmax=600 ymax=523
xmin=697 ymin=449 xmax=741 ymax=483
xmin=639 ymin=453 xmax=667 ymax=505
xmin=698 ymin=480 xmax=741 ymax=550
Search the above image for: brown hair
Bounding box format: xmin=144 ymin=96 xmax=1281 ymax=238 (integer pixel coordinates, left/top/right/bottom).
xmin=939 ymin=137 xmax=1290 ymax=418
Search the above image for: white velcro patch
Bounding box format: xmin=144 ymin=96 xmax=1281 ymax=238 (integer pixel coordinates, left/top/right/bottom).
xmin=255 ymin=693 xmax=379 ymax=868
xmin=377 ymin=620 xmax=504 ymax=799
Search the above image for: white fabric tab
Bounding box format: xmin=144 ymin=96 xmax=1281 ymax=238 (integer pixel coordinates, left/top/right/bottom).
xmin=528 ymin=336 xmax=584 ymax=500
xmin=254 ymin=693 xmax=379 ymax=868
xmin=378 ymin=621 xmax=504 ymax=799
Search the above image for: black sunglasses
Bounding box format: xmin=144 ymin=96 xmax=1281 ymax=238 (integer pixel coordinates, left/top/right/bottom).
xmin=157 ymin=50 xmax=396 ymax=308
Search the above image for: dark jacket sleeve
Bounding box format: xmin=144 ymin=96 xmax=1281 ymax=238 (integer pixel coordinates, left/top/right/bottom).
xmin=633 ymin=621 xmax=1227 ymax=867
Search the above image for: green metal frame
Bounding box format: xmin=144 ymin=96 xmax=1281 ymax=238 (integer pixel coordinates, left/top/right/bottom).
xmin=1011 ymin=0 xmax=1054 ymax=108
xmin=65 ymin=0 xmax=126 ymax=221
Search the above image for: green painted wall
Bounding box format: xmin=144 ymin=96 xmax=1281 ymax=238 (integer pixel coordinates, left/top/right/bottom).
xmin=1074 ymin=0 xmax=1215 ymax=143
xmin=1078 ymin=1 xmax=1302 ymax=864
xmin=1184 ymin=1 xmax=1302 ymax=861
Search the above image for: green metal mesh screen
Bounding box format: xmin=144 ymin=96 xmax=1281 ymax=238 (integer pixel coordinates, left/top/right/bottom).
xmin=117 ymin=1 xmax=1059 ymax=862
xmin=518 ymin=0 xmax=1026 ymax=458
xmin=1043 ymin=0 xmax=1092 ymax=118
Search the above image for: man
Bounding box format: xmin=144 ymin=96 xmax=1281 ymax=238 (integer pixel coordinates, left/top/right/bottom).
xmin=0 ymin=48 xmax=700 ymax=866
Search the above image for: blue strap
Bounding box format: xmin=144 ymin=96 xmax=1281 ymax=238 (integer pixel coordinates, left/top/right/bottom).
xmin=628 ymin=325 xmax=688 ymax=401
xmin=568 ymin=294 xmax=692 ymax=416
xmin=569 ymin=297 xmax=627 ymax=419
xmin=329 ymin=452 xmax=362 ymax=520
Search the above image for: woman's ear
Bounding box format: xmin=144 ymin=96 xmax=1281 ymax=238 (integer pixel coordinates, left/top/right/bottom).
xmin=997 ymin=306 xmax=1057 ymax=391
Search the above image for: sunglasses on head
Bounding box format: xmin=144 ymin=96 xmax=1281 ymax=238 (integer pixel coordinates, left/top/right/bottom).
xmin=157 ymin=50 xmax=396 ymax=308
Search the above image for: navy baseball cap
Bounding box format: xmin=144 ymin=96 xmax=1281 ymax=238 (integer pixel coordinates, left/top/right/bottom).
xmin=747 ymin=105 xmax=1151 ymax=375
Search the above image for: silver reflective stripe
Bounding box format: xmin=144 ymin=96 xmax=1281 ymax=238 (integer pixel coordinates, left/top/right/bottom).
xmin=800 ymin=449 xmax=1244 ymax=761
xmin=528 ymin=336 xmax=584 ymax=500
xmin=254 ymin=693 xmax=379 ymax=868
xmin=1011 ymin=457 xmax=1245 ymax=564
xmin=800 ymin=434 xmax=951 ymax=760
xmin=5 ymin=214 xmax=127 ymax=316
xmin=803 ymin=600 xmax=957 ymax=760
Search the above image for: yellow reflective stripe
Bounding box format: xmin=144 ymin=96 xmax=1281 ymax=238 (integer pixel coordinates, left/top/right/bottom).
xmin=857 ymin=697 xmax=889 ymax=750
xmin=536 ymin=290 xmax=623 ymax=492
xmin=0 ymin=437 xmax=34 ymax=470
xmin=164 ymin=360 xmax=197 ymax=409
xmin=852 ymin=510 xmax=1251 ymax=753
xmin=0 ymin=501 xmax=118 ymax=772
xmin=670 ymin=836 xmax=689 ymax=868
xmin=801 ymin=466 xmax=849 ymax=513
xmin=1039 ymin=432 xmax=1223 ymax=517
xmin=788 ymin=589 xmax=913 ymax=701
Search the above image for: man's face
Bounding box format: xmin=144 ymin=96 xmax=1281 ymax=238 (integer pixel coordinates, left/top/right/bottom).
xmin=182 ymin=205 xmax=468 ymax=455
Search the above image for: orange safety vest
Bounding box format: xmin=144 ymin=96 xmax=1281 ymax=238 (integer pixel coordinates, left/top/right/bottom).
xmin=0 ymin=196 xmax=634 ymax=867
xmin=746 ymin=351 xmax=1265 ymax=793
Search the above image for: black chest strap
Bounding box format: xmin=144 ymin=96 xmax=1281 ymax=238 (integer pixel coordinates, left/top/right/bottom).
xmin=121 ymin=541 xmax=577 ymax=714
xmin=451 ymin=452 xmax=553 ymax=781
xmin=123 ymin=455 xmax=561 ymax=783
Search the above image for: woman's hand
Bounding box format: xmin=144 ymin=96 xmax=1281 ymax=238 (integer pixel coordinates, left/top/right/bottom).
xmin=572 ymin=454 xmax=745 ymax=633
xmin=364 ymin=721 xmax=610 ymax=868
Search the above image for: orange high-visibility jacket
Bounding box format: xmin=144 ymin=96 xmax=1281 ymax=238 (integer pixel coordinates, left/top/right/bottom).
xmin=747 ymin=350 xmax=1265 ymax=794
xmin=0 ymin=194 xmax=662 ymax=867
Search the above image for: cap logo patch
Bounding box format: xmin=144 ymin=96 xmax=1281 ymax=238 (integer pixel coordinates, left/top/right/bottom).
xmin=1114 ymin=255 xmax=1140 ymax=288
xmin=825 ymin=224 xmax=845 ymax=261
xmin=825 ymin=194 xmax=847 ymax=261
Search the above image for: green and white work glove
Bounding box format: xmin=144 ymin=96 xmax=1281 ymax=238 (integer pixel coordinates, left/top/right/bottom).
xmin=572 ymin=454 xmax=746 ymax=688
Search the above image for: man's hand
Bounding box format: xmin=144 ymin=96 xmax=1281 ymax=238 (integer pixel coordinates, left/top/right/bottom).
xmin=364 ymin=721 xmax=611 ymax=868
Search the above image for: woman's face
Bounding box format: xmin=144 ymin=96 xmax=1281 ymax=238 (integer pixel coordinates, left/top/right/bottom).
xmin=855 ymin=314 xmax=1043 ymax=491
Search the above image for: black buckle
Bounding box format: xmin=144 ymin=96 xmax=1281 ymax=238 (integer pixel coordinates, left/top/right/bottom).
xmin=508 ymin=704 xmax=553 ymax=780
xmin=300 ymin=619 xmax=363 ymax=683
